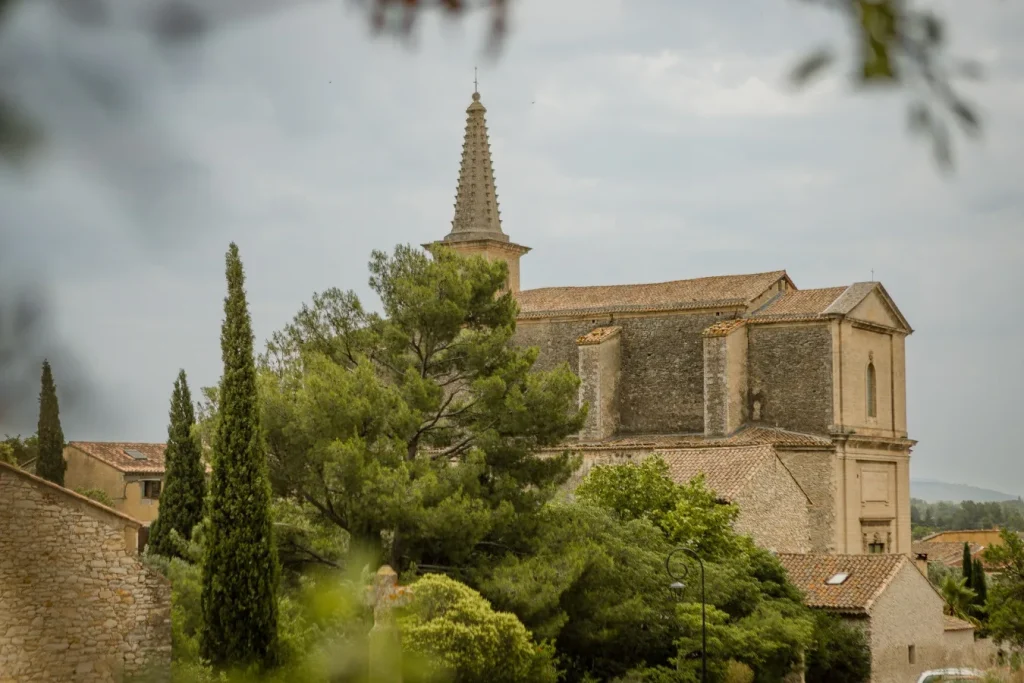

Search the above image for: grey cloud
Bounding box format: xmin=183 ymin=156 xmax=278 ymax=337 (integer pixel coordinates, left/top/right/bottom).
xmin=0 ymin=0 xmax=1021 ymax=492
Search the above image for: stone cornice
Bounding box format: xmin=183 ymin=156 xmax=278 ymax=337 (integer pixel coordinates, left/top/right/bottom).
xmin=847 ymin=318 xmax=908 ymax=336
xmin=424 ymin=239 xmax=531 ymax=256
xmin=830 ymin=430 xmax=916 ymax=452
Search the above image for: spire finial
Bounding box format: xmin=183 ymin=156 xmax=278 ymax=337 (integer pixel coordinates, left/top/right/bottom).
xmin=473 ymin=66 xmax=478 ymax=95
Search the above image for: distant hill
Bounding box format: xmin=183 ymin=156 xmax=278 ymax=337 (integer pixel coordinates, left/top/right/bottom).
xmin=911 ymin=479 xmax=1020 ymax=503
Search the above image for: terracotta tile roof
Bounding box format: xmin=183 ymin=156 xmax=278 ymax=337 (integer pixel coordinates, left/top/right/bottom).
xmin=703 ymin=319 xmax=747 ymax=337
xmin=576 ymin=326 xmax=622 ymax=346
xmin=657 ymin=445 xmax=777 ymax=501
xmin=777 ymin=553 xmax=908 ymax=614
xmin=944 ymin=615 xmax=975 ymax=632
xmin=554 ymin=426 xmax=833 ymax=452
xmin=821 ymin=282 xmax=913 ymax=333
xmin=751 ymin=287 xmax=848 ymax=320
xmin=913 ymin=541 xmax=984 ymax=569
xmin=67 ymin=442 xmax=167 ymax=475
xmin=821 ymin=282 xmax=877 ymax=316
xmin=516 ymin=271 xmax=788 ymax=319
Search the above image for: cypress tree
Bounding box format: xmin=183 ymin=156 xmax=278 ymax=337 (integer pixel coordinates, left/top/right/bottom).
xmin=200 ymin=243 xmax=279 ymax=670
xmin=962 ymin=542 xmax=973 ymax=589
xmin=972 ymin=557 xmax=988 ymax=611
xmin=35 ymin=359 xmax=66 ymax=485
xmin=148 ymin=370 xmax=207 ymax=559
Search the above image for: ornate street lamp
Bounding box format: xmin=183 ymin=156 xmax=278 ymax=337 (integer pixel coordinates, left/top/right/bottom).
xmin=666 ymin=546 xmax=707 ymax=683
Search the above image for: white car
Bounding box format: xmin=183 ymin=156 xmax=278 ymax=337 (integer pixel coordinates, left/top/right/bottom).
xmin=916 ymin=669 xmax=985 ymax=683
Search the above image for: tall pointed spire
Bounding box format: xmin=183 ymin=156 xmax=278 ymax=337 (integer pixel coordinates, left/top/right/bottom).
xmin=444 ymin=90 xmax=508 ymax=243
xmin=428 ymin=86 xmax=530 ymax=293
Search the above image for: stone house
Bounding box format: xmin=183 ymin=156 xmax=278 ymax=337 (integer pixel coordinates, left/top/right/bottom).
xmin=0 ymin=460 xmax=171 ymax=682
xmin=428 ymin=89 xmax=915 ymax=556
xmin=63 ymin=442 xmax=167 ymax=525
xmin=778 ymin=553 xmax=979 ymax=683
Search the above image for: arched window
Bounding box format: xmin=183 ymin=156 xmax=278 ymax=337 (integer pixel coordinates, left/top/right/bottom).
xmin=866 ymin=362 xmax=877 ymax=418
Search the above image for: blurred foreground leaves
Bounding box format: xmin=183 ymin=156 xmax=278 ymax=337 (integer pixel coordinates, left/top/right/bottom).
xmin=790 ymin=0 xmax=983 ymax=168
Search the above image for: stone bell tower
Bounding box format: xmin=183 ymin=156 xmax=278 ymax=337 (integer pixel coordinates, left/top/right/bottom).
xmin=425 ymin=86 xmax=530 ymax=293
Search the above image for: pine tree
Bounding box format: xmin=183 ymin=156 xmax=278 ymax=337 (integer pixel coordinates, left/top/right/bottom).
xmin=148 ymin=370 xmax=207 ymax=559
xmin=35 ymin=359 xmax=66 ymax=485
xmin=972 ymin=557 xmax=988 ymax=613
xmin=962 ymin=541 xmax=973 ymax=589
xmin=200 ymin=243 xmax=279 ymax=670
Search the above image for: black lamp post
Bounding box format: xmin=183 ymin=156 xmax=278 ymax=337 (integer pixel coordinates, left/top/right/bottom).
xmin=666 ymin=546 xmax=707 ymax=683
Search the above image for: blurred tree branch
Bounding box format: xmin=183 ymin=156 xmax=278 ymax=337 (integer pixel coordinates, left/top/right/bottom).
xmin=791 ymin=0 xmax=983 ymax=168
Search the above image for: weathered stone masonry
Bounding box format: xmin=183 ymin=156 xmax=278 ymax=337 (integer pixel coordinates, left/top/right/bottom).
xmin=517 ymin=312 xmax=729 ymax=435
xmin=747 ymin=323 xmax=833 ymax=435
xmin=0 ymin=462 xmax=171 ymax=683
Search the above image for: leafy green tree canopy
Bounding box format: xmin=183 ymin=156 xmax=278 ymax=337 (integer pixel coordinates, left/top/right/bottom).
xmin=398 ymin=573 xmax=558 ymax=683
xmin=575 ymin=456 xmax=741 ymax=559
xmin=257 ymin=244 xmax=585 ymax=569
xmin=482 ymin=458 xmax=812 ymax=683
xmin=983 ymin=529 xmax=1024 ymax=650
xmin=804 ymin=611 xmax=871 ymax=683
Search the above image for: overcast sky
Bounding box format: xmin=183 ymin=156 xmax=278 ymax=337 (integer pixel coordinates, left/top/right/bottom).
xmin=0 ymin=0 xmax=1021 ymax=493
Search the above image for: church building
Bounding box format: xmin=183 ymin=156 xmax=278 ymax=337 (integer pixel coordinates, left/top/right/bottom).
xmin=429 ymin=89 xmax=916 ymax=556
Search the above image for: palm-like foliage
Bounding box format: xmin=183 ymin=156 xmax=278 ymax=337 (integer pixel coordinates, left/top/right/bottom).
xmin=940 ymin=575 xmax=981 ymax=625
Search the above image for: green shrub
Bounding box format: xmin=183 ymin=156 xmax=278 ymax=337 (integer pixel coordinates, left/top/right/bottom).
xmin=399 ymin=573 xmax=558 ymax=683
xmin=75 ymin=487 xmax=114 ymax=508
xmin=805 ymin=612 xmax=871 ymax=683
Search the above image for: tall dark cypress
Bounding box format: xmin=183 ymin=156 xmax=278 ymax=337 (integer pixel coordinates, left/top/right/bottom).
xmin=35 ymin=359 xmax=66 ymax=485
xmin=962 ymin=542 xmax=973 ymax=589
xmin=200 ymin=243 xmax=279 ymax=670
xmin=148 ymin=370 xmax=207 ymax=559
xmin=972 ymin=557 xmax=988 ymax=611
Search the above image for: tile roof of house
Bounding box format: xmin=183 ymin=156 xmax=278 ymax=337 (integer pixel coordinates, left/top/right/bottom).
xmin=576 ymin=326 xmax=622 ymax=346
xmin=657 ymin=445 xmax=779 ymax=501
xmin=777 ymin=553 xmax=908 ymax=614
xmin=67 ymin=442 xmax=168 ymax=474
xmin=515 ymin=271 xmax=788 ymax=319
xmin=913 ymin=541 xmax=984 ymax=568
xmin=821 ymin=282 xmax=878 ymax=316
xmin=750 ymin=287 xmax=848 ymax=320
xmin=555 ymin=426 xmax=834 ymax=452
xmin=944 ymin=615 xmax=976 ymax=632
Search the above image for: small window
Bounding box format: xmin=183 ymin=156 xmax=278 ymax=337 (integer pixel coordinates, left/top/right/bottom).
xmin=143 ymin=480 xmax=162 ymax=500
xmin=825 ymin=572 xmax=850 ymax=585
xmin=908 ymin=644 xmax=916 ymax=664
xmin=868 ymin=541 xmax=886 ymax=554
xmin=866 ymin=362 xmax=877 ymax=418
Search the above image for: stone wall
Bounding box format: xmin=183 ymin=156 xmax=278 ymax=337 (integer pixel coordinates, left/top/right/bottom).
xmin=775 ymin=448 xmax=837 ymax=553
xmin=867 ymin=562 xmax=947 ymax=683
xmin=732 ymin=457 xmax=810 ymax=554
xmin=516 ymin=311 xmax=732 ymax=435
xmin=0 ymin=463 xmax=171 ymax=682
xmin=703 ymin=324 xmax=748 ymax=437
xmin=747 ymin=323 xmax=833 ymax=435
xmin=576 ymin=329 xmax=622 ymax=440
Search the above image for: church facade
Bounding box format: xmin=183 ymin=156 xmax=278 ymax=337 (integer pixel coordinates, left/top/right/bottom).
xmin=430 ymin=90 xmax=915 ymax=556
